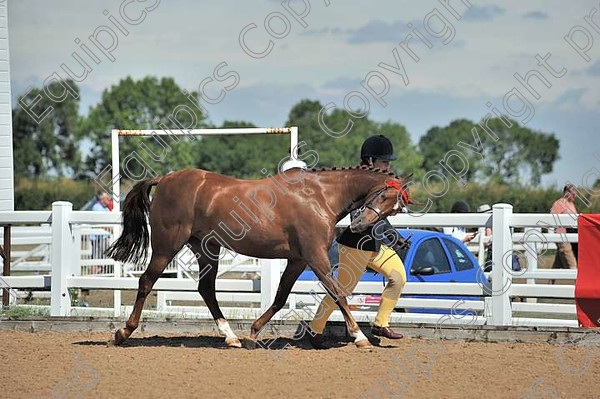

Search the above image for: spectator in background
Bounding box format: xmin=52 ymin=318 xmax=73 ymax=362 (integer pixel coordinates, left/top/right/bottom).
xmin=479 ymin=203 xmax=521 ymax=272
xmin=551 ymin=184 xmax=578 ymax=271
xmin=80 ymin=190 xmax=112 ymax=303
xmin=443 ymin=201 xmax=476 ymax=244
xmin=92 ymin=191 xmax=111 ymax=212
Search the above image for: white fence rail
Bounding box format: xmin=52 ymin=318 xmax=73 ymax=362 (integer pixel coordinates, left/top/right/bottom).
xmin=0 ymin=202 xmax=580 ymax=327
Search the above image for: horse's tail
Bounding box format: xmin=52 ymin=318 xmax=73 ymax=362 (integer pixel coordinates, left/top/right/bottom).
xmin=106 ymin=177 xmax=161 ymax=264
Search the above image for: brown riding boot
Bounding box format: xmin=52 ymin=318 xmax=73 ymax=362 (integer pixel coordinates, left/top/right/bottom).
xmin=371 ymin=326 xmax=404 ymax=339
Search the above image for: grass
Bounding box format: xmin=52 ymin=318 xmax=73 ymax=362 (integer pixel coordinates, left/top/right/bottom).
xmin=1 ymin=305 xmax=50 ymax=317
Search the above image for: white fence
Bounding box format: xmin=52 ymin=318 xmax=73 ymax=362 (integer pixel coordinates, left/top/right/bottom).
xmin=0 ymin=201 xmax=580 ymax=327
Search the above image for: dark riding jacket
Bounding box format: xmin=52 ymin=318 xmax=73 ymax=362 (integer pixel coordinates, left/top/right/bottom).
xmin=337 ymin=209 xmax=409 ymax=259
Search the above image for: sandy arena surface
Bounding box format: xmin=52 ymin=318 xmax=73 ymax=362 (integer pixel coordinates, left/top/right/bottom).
xmin=1 ymin=330 xmax=598 ymax=399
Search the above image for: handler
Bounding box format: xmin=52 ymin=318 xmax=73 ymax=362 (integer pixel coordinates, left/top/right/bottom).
xmin=309 ymin=135 xmax=409 ymax=348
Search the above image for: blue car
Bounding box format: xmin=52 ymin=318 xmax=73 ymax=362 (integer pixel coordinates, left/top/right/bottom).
xmin=298 ymin=229 xmax=483 ymax=313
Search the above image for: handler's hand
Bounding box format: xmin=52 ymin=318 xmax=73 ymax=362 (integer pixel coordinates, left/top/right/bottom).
xmin=463 ymin=233 xmax=476 ymax=243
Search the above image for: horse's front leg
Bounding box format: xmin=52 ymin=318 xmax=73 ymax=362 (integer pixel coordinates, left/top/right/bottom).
xmin=306 ymin=249 xmax=371 ymax=348
xmin=250 ymin=258 xmax=306 ymax=340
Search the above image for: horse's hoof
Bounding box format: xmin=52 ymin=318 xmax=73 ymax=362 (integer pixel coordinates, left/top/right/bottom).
xmin=114 ymin=328 xmax=128 ymax=346
xmin=355 ymin=339 xmax=372 ymax=349
xmin=245 ymin=339 xmax=257 ymax=350
xmin=226 ymin=338 xmax=242 ymax=348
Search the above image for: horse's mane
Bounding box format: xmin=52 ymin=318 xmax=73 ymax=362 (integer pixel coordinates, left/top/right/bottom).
xmin=309 ymin=165 xmax=411 ymax=181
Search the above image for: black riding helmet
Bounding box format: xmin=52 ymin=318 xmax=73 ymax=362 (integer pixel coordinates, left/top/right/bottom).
xmin=360 ymin=135 xmax=396 ymax=163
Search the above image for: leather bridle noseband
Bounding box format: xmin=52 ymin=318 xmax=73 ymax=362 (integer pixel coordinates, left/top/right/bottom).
xmin=358 ymin=187 xmax=388 ymax=220
xmin=356 ymin=181 xmax=408 ymax=221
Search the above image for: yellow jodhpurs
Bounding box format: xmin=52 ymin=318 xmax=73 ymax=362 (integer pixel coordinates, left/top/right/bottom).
xmin=309 ymin=243 xmax=406 ymax=333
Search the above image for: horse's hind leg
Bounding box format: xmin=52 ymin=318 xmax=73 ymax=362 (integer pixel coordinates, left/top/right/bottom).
xmin=114 ymin=253 xmax=173 ymax=345
xmin=188 ymin=237 xmax=242 ymax=348
xmin=115 ymin=225 xmax=191 ymax=345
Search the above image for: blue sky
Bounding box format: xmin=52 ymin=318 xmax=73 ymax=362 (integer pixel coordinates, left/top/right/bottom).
xmin=8 ymin=0 xmax=600 ymax=187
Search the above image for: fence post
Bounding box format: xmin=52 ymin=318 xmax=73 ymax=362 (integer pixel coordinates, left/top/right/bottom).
xmin=490 ymin=203 xmax=513 ymax=326
xmin=113 ymin=261 xmax=121 ymax=317
xmin=477 ymin=226 xmax=486 ymax=266
xmin=2 ymin=225 xmax=11 ymax=307
xmin=71 ymin=225 xmax=81 ymax=277
xmin=156 ymin=291 xmax=167 ymax=312
xmin=51 ymin=202 xmax=74 ymax=316
xmin=524 ymin=227 xmax=539 ymax=304
xmin=260 ymin=258 xmax=280 ymax=318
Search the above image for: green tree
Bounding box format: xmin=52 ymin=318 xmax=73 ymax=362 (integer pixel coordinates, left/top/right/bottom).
xmin=419 ymin=119 xmax=483 ymax=183
xmin=418 ymin=118 xmax=560 ymax=185
xmin=12 ymin=80 xmax=82 ymax=178
xmin=82 ymin=76 xmax=206 ymax=178
xmin=482 ymin=119 xmax=559 ymax=185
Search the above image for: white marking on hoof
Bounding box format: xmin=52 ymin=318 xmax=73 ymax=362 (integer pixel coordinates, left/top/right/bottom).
xmin=217 ymin=319 xmax=240 ymax=343
xmin=351 ymin=330 xmax=371 ymax=347
xmin=351 ymin=330 xmax=368 ymax=343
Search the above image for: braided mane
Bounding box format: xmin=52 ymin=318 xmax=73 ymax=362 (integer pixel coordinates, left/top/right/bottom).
xmin=309 ymin=165 xmax=410 ymax=181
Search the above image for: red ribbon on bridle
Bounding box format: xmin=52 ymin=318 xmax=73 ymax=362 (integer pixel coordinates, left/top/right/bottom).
xmin=386 ymin=180 xmax=409 ymax=206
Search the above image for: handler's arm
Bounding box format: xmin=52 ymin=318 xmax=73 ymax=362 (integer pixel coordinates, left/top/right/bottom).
xmin=374 ymin=218 xmax=410 ymax=253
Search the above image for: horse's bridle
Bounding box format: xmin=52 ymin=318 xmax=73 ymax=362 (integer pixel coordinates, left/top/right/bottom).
xmin=358 ymin=187 xmax=388 ymax=220
xmin=356 ymin=181 xmax=409 ymax=221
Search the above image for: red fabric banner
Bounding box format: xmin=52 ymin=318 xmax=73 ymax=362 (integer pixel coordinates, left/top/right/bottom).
xmin=575 ymin=214 xmax=600 ymax=327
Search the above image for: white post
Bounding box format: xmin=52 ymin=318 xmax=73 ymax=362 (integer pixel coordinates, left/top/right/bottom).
xmin=113 ymin=260 xmax=121 ymax=317
xmin=260 ymin=258 xmax=280 ymax=317
xmin=70 ymin=225 xmax=81 ymax=310
xmin=477 ymin=226 xmax=486 ymax=266
xmin=490 ymin=203 xmax=513 ymax=326
xmin=110 ymin=131 xmax=122 ymax=317
xmin=51 ymin=202 xmax=73 ymax=316
xmin=525 ymin=227 xmax=538 ymax=304
xmin=71 ymin=225 xmax=81 ymax=277
xmin=157 ymin=291 xmax=167 ymax=312
xmin=290 ymin=126 xmax=299 ymax=161
xmin=111 ymin=130 xmax=120 ymax=214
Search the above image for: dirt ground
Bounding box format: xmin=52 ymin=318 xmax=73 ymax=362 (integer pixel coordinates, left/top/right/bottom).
xmin=1 ymin=330 xmax=598 ymax=399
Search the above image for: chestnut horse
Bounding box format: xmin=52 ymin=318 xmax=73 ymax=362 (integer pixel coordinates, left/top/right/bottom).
xmin=107 ymin=166 xmax=411 ymax=348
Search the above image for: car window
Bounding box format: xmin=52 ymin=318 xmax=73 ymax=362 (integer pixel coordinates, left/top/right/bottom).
xmin=412 ymin=238 xmax=451 ymax=274
xmin=444 ymin=239 xmax=475 ymax=271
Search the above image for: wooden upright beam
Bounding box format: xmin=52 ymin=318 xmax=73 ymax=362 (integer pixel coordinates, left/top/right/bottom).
xmin=2 ymin=225 xmax=11 ymax=307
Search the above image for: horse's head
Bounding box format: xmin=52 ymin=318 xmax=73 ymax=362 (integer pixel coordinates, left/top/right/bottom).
xmin=349 ymin=178 xmax=415 ymax=233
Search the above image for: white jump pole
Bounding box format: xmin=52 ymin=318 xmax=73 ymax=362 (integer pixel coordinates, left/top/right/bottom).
xmin=111 ymin=130 xmax=120 ymax=214
xmin=113 ymin=127 xmax=294 ymax=137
